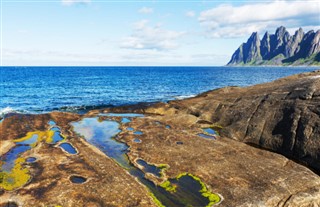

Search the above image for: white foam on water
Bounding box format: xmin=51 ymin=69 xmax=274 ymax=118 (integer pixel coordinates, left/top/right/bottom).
xmin=0 ymin=107 xmax=30 ymax=120
xmin=174 ymin=94 xmax=196 ymax=100
xmin=0 ymin=107 xmax=17 ymax=117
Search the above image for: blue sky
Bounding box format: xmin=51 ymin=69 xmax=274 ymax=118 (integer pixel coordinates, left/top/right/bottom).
xmin=1 ymin=0 xmax=319 ymax=66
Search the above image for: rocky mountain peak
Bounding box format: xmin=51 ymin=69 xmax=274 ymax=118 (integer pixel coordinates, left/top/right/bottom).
xmin=275 ymin=26 xmax=287 ymax=37
xmin=227 ymin=26 xmax=320 ymax=65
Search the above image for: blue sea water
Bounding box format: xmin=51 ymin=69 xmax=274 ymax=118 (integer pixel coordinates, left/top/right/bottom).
xmin=0 ymin=66 xmax=316 ymax=117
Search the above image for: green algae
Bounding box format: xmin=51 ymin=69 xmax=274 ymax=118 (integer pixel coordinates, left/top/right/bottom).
xmin=149 ymin=192 xmax=165 ymax=207
xmin=176 ymin=173 xmax=221 ymax=206
xmin=0 ymin=157 xmax=31 ymax=191
xmin=13 ymin=129 xmax=65 ymax=146
xmin=157 ymin=163 xmax=169 ymax=178
xmin=160 ymin=180 xmax=177 ymax=192
xmin=157 ymin=164 xmax=168 ymax=169
xmin=1 ymin=128 xmax=66 ymax=191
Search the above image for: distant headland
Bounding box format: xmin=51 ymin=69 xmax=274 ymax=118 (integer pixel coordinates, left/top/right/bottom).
xmin=227 ymin=26 xmax=320 ymax=66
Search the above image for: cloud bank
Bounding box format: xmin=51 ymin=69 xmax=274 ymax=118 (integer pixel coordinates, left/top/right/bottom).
xmin=121 ymin=20 xmax=185 ymax=51
xmin=199 ymin=1 xmax=320 ymax=38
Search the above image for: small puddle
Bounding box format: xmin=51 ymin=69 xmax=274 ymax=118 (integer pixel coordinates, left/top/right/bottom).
xmin=71 ymin=117 xmax=221 ymax=207
xmin=52 ymin=131 xmax=64 ymax=143
xmin=203 ymin=128 xmax=217 ymax=135
xmin=121 ymin=118 xmax=131 ymax=124
xmin=166 ymin=125 xmax=171 ymax=129
xmin=127 ymin=127 xmax=134 ymax=131
xmin=70 ymin=175 xmax=87 ymax=184
xmin=133 ymin=138 xmax=141 ymax=143
xmin=71 ymin=117 xmax=130 ymax=168
xmin=0 ymin=128 xmax=66 ymax=191
xmin=48 ymin=120 xmax=56 ymax=126
xmin=59 ymin=143 xmax=77 ymax=154
xmin=26 ymin=157 xmax=37 ymax=163
xmin=99 ymin=113 xmax=144 ymax=117
xmin=176 ymin=141 xmax=183 ymax=145
xmin=1 ymin=145 xmax=31 ymax=172
xmin=136 ymin=159 xmax=163 ymax=177
xmin=197 ymin=133 xmax=216 ymax=140
xmin=134 ymin=131 xmax=143 ymax=135
xmin=160 ymin=173 xmax=221 ymax=206
xmin=50 ymin=127 xmax=60 ymax=132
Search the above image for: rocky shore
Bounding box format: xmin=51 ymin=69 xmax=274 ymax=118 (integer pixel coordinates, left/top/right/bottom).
xmin=1 ymin=70 xmax=320 ymax=207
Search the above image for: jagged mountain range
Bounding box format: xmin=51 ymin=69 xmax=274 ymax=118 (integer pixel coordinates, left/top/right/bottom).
xmin=227 ymin=26 xmax=320 ymax=66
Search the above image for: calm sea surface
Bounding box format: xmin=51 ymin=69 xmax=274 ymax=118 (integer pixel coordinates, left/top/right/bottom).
xmin=0 ymin=66 xmax=316 ymax=117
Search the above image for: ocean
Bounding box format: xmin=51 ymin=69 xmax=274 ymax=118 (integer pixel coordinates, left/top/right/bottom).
xmin=0 ymin=66 xmax=316 ymax=118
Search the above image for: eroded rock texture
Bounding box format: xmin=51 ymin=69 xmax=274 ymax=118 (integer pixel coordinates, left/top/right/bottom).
xmin=147 ymin=70 xmax=320 ymax=174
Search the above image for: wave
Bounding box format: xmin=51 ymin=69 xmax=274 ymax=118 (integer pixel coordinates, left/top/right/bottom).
xmin=173 ymin=94 xmax=196 ymax=100
xmin=0 ymin=107 xmax=25 ymax=119
xmin=0 ymin=103 xmax=118 ymax=119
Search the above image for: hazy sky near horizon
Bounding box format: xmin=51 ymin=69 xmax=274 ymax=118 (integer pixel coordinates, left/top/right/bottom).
xmin=1 ymin=0 xmax=319 ymax=66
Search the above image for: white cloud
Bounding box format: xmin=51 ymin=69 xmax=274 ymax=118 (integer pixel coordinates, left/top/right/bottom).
xmin=61 ymin=0 xmax=91 ymax=6
xmin=186 ymin=11 xmax=195 ymax=17
xmin=199 ymin=1 xmax=320 ymax=38
xmin=121 ymin=20 xmax=185 ymax=51
xmin=138 ymin=7 xmax=154 ymax=14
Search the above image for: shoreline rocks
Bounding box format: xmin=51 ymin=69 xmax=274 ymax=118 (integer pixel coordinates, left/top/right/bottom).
xmin=146 ymin=70 xmax=320 ymax=174
xmin=1 ymin=70 xmax=320 ymax=206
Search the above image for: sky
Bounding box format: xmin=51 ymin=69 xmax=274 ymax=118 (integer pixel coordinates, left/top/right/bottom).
xmin=1 ymin=0 xmax=319 ymax=66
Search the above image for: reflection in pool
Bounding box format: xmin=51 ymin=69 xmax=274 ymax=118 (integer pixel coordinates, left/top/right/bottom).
xmin=71 ymin=117 xmax=220 ymax=207
xmin=17 ymin=134 xmax=39 ymax=145
xmin=127 ymin=127 xmax=134 ymax=131
xmin=134 ymin=131 xmax=143 ymax=135
xmin=48 ymin=120 xmax=56 ymax=126
xmin=0 ymin=128 xmax=66 ymax=191
xmin=203 ymin=128 xmax=217 ymax=135
xmin=71 ymin=117 xmax=129 ymax=168
xmin=1 ymin=145 xmax=31 ymax=172
xmin=59 ymin=143 xmax=77 ymax=154
xmin=136 ymin=159 xmax=163 ymax=177
xmin=121 ymin=118 xmax=131 ymax=123
xmin=133 ymin=138 xmax=141 ymax=143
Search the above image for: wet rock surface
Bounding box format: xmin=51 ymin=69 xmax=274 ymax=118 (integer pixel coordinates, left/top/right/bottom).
xmin=0 ymin=70 xmax=320 ymax=206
